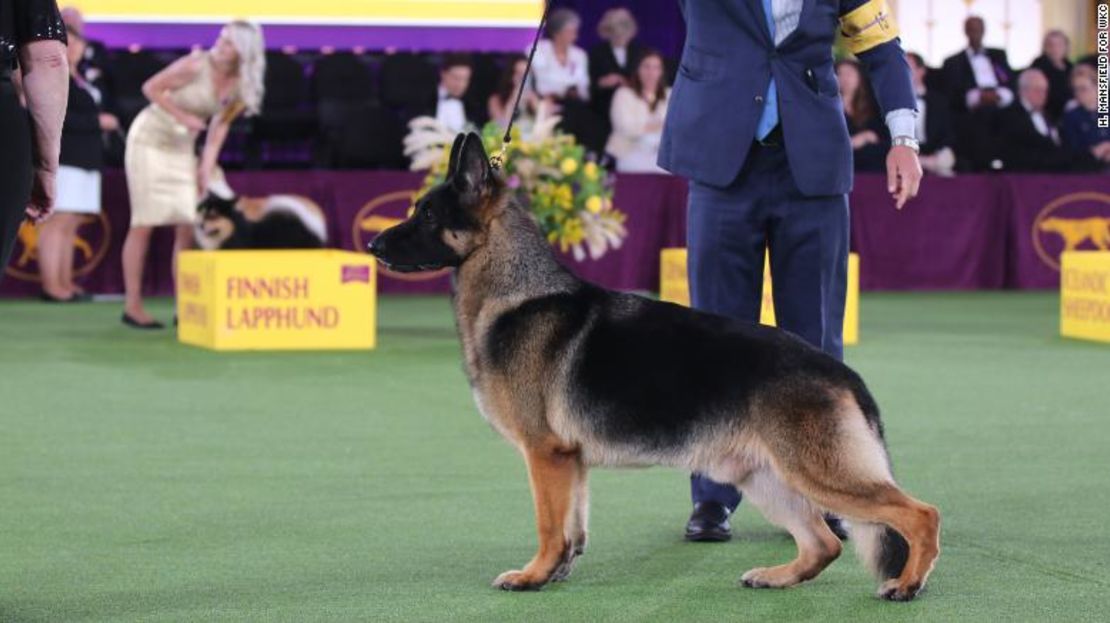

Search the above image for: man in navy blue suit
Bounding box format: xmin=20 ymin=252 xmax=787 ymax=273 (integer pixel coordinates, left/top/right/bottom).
xmin=658 ymin=0 xmax=922 ymax=541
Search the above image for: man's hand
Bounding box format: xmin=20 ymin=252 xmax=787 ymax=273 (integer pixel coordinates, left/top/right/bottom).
xmin=25 ymin=166 xmax=58 ymax=223
xmin=887 ymin=145 xmax=922 ymax=210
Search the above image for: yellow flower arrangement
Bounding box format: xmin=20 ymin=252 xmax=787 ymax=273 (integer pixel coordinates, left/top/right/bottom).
xmin=415 ymin=122 xmax=627 ymax=261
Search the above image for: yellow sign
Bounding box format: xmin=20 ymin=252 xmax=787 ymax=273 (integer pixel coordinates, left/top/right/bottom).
xmin=74 ymin=1 xmax=543 ymax=26
xmin=1060 ymin=251 xmax=1110 ymax=344
xmin=177 ymin=250 xmax=376 ymax=351
xmin=660 ymin=248 xmax=860 ymax=345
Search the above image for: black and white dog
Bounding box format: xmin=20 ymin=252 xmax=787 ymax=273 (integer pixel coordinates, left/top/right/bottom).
xmin=196 ymin=193 xmax=327 ymax=250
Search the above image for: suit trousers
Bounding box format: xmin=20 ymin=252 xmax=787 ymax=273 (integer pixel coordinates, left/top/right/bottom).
xmin=687 ymin=137 xmax=849 ymax=510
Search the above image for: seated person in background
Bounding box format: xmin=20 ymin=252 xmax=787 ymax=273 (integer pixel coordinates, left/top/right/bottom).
xmin=488 ymin=55 xmax=541 ymax=129
xmin=942 ymin=16 xmax=1014 ymax=114
xmin=589 ymin=8 xmax=643 ymax=122
xmin=998 ymin=69 xmax=1097 ymax=172
xmin=942 ymin=16 xmax=1014 ymax=170
xmin=532 ymin=9 xmax=590 ymax=104
xmin=430 ymin=54 xmax=477 ymax=134
xmin=906 ymin=52 xmax=956 ymax=176
xmin=1031 ymin=30 xmax=1073 ymax=121
xmin=530 ymin=8 xmax=605 ymax=154
xmin=1060 ymin=67 xmax=1110 ymax=169
xmin=837 ymin=60 xmax=889 ymax=173
xmin=606 ymin=50 xmax=669 ymax=173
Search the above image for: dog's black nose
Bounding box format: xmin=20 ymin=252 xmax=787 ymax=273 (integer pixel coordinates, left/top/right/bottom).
xmin=368 ymin=236 xmax=385 ymax=257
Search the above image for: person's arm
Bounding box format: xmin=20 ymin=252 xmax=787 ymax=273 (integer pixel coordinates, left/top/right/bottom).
xmin=197 ymin=101 xmax=245 ymax=194
xmin=575 ymin=49 xmax=591 ymax=102
xmin=839 ymin=0 xmax=921 ymax=209
xmin=19 ymin=39 xmax=69 ymax=222
xmin=141 ymin=53 xmax=208 ymax=132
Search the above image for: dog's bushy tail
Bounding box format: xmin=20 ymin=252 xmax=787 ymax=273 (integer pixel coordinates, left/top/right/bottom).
xmin=846 ymin=377 xmax=910 ymax=580
xmin=849 ymin=522 xmax=910 ymax=580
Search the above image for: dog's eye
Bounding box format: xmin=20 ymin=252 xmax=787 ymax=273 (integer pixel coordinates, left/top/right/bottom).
xmin=422 ymin=211 xmax=438 ymax=226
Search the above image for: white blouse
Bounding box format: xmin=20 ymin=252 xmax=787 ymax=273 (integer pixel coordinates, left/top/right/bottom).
xmin=607 ymin=86 xmax=670 ymax=173
xmin=530 ymin=39 xmax=590 ymax=101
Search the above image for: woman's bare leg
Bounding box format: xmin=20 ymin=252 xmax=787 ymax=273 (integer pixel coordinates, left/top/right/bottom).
xmin=37 ymin=215 xmax=71 ymax=299
xmin=122 ymin=224 xmax=154 ymax=322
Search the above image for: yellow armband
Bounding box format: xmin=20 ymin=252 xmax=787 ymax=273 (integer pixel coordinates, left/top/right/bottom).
xmin=839 ymin=0 xmax=899 ymax=54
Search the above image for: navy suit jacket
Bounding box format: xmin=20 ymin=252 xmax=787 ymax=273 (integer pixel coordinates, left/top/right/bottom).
xmin=659 ymin=0 xmax=915 ymax=196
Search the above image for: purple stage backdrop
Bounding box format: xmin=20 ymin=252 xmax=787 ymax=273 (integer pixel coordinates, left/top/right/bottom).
xmin=85 ymin=23 xmax=538 ymax=53
xmin=4 ymin=171 xmax=1110 ymax=299
xmin=83 ymin=2 xmax=684 ymax=56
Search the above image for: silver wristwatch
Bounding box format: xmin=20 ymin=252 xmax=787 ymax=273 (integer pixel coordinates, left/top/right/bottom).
xmin=892 ymin=136 xmax=920 ymax=153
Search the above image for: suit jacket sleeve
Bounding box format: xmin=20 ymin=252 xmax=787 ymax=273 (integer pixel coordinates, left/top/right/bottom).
xmin=838 ymin=0 xmax=916 ymax=116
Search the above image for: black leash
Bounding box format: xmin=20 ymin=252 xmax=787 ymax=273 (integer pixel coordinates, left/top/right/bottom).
xmin=490 ymin=0 xmax=551 ymax=170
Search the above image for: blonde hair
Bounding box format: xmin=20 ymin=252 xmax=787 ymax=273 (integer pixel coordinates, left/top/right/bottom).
xmin=225 ymin=20 xmax=266 ymax=116
xmin=598 ymin=8 xmax=637 ymax=42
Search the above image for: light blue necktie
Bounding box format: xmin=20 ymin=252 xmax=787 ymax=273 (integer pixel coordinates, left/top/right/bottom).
xmin=755 ymin=0 xmax=779 ymax=140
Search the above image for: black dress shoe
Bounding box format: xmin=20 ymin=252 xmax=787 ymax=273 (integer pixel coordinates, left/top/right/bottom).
xmin=121 ymin=313 xmax=165 ymax=330
xmin=685 ymin=502 xmax=732 ymax=542
xmin=825 ymin=514 xmax=849 ymax=541
xmin=40 ymin=292 xmax=77 ymax=303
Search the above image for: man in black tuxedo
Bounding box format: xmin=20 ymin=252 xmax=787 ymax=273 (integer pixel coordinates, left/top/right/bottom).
xmin=941 ymin=16 xmax=1014 ymax=114
xmin=403 ymin=54 xmax=483 ymax=132
xmin=998 ymin=69 xmax=1096 ymax=172
xmin=941 ymin=16 xmax=1014 ymax=170
xmin=906 ymin=52 xmax=955 ymax=175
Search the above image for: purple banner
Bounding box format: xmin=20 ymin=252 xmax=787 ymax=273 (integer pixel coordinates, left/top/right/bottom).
xmin=1001 ymin=176 xmax=1110 ymax=289
xmin=849 ymin=174 xmax=1010 ymax=290
xmin=5 ymin=170 xmax=1110 ymax=299
xmin=84 ymin=22 xmax=536 ymax=52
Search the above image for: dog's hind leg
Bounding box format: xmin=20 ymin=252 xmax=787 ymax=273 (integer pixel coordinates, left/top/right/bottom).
xmin=493 ymin=439 xmax=580 ymax=591
xmin=551 ymin=462 xmax=589 ymax=582
xmin=768 ymin=404 xmax=940 ymax=601
xmin=736 ymin=466 xmax=843 ymax=589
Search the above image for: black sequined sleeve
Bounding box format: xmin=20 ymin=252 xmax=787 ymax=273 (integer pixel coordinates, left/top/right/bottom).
xmin=14 ymin=0 xmax=67 ymax=47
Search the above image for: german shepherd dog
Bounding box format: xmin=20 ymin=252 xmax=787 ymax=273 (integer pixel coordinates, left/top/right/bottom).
xmin=368 ymin=133 xmax=940 ymax=601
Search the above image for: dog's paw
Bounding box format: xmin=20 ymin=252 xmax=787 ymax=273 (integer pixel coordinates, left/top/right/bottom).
xmin=877 ymin=578 xmax=923 ymax=602
xmin=550 ymin=544 xmax=583 ymax=582
xmin=740 ymin=566 xmax=797 ymax=589
xmin=492 ymin=569 xmax=549 ymax=591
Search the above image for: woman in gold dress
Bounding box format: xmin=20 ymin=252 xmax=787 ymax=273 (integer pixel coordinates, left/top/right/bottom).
xmin=121 ymin=21 xmax=264 ymax=328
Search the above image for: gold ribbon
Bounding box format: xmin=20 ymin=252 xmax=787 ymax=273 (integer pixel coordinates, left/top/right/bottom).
xmin=839 ymin=0 xmax=899 ymax=54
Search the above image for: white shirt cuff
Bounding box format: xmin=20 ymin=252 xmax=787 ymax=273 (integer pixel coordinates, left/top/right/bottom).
xmin=997 ymin=87 xmax=1014 ymax=107
xmin=886 ymin=108 xmax=918 ymax=140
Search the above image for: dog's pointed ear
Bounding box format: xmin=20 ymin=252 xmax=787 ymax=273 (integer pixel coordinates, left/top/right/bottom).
xmin=447 ymin=133 xmax=466 ymax=178
xmin=453 ymin=132 xmax=490 ymax=194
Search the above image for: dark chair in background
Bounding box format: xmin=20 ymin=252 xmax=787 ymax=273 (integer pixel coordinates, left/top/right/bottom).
xmin=379 ymin=53 xmax=438 ymax=112
xmin=105 ymin=49 xmax=166 ymax=129
xmin=313 ymin=52 xmax=403 ymax=168
xmin=246 ymin=51 xmax=316 ymax=168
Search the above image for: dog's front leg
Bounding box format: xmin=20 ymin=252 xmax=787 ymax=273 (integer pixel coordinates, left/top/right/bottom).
xmin=493 ymin=441 xmax=579 ymax=591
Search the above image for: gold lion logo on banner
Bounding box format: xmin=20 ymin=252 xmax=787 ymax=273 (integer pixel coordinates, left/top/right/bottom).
xmin=4 ymin=214 xmax=112 ymax=282
xmin=352 ymin=190 xmax=450 ymax=282
xmin=1033 ymin=192 xmax=1110 ymax=271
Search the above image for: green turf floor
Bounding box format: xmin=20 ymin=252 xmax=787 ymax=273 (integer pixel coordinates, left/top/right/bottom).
xmin=1 ymin=292 xmax=1108 ymax=622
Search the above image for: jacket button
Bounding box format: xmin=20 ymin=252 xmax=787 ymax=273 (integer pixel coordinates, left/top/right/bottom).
xmin=755 ymin=95 xmax=764 ymax=104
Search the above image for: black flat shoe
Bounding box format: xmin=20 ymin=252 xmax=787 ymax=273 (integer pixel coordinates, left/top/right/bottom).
xmin=685 ymin=502 xmax=732 ymax=542
xmin=40 ymin=292 xmax=78 ymax=303
xmin=825 ymin=514 xmax=849 ymax=541
xmin=121 ymin=313 xmax=165 ymax=330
